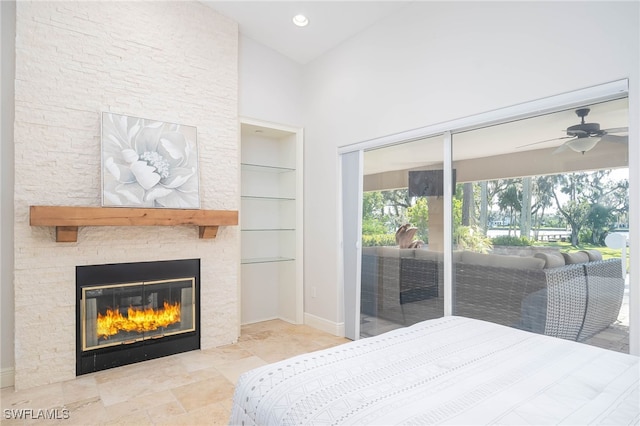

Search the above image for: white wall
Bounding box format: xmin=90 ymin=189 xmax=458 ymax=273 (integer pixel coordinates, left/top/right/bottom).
xmin=0 ymin=0 xmax=16 ymax=388
xmin=12 ymin=1 xmax=239 ymax=390
xmin=302 ymin=1 xmax=640 ymax=326
xmin=239 ymin=35 xmax=304 ymax=126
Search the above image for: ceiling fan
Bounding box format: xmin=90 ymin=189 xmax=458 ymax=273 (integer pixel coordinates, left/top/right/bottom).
xmin=518 ymin=108 xmax=628 ymax=154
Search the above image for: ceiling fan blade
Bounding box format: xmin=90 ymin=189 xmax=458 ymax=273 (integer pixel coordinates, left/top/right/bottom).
xmin=600 ymin=134 xmax=628 ymax=144
xmin=516 ymin=135 xmax=572 ymax=149
xmin=552 ymin=141 xmax=572 ymax=154
xmin=601 ymin=127 xmax=628 ymax=134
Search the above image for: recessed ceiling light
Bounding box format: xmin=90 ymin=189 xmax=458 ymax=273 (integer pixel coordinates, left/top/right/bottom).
xmin=292 ymin=14 xmax=309 ymax=27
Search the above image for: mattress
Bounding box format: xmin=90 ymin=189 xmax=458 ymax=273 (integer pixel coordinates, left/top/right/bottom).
xmin=229 ymin=316 xmax=639 ymax=425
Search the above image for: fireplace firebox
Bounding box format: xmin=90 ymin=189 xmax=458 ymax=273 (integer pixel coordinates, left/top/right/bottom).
xmin=76 ymin=259 xmax=200 ymax=375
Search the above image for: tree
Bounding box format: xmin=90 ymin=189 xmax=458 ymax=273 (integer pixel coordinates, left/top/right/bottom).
xmin=461 ymin=182 xmax=474 ymax=227
xmin=583 ymin=170 xmax=628 ymax=244
xmin=550 ymin=171 xmax=628 ymax=246
xmin=531 ymin=175 xmax=556 ymax=238
xmin=485 ymin=180 xmax=508 ymax=228
xmin=407 ymin=197 xmax=429 ymax=242
xmin=552 ymin=173 xmax=590 ymax=246
xmin=497 ymin=181 xmax=522 ymax=236
xmin=586 ymin=204 xmax=614 ymax=245
xmin=451 ymin=185 xmax=464 ymax=237
xmin=479 ymin=181 xmax=489 ymax=232
xmin=363 ymin=192 xmax=385 ymax=221
xmin=381 ymin=189 xmax=412 ymax=230
xmin=362 ymin=192 xmax=388 ymax=235
xmin=520 ymin=177 xmax=532 ymax=239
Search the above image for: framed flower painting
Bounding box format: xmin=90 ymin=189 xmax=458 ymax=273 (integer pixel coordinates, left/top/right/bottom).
xmin=101 ymin=112 xmax=200 ymax=208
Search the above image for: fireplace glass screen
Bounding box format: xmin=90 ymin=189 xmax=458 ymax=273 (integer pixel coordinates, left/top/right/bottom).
xmin=81 ymin=278 xmax=195 ymax=351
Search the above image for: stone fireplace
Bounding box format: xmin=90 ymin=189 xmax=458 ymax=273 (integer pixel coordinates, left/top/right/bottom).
xmin=12 ymin=1 xmax=239 ymax=390
xmin=76 ymin=259 xmax=200 ymax=375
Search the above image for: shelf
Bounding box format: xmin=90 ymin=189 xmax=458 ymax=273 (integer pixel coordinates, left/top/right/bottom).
xmin=241 ymin=163 xmax=295 ymax=173
xmin=240 ymin=119 xmax=303 ymax=325
xmin=241 ymin=195 xmax=296 ymax=201
xmin=30 ymin=205 xmax=239 ymax=242
xmin=241 ymin=257 xmax=295 ymax=265
xmin=241 ymin=228 xmax=295 ymax=232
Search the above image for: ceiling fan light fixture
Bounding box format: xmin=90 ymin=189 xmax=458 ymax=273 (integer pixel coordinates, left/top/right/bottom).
xmin=292 ymin=14 xmax=309 ymax=27
xmin=567 ymin=137 xmax=600 ymax=154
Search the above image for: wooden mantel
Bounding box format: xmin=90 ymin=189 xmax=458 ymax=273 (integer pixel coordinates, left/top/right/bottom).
xmin=30 ymin=206 xmax=239 ymax=242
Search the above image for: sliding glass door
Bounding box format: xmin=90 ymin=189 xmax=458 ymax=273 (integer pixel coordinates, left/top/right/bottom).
xmin=341 ymin=151 xmax=363 ymax=340
xmin=451 ymin=97 xmax=630 ymax=351
xmin=359 ymin=136 xmax=445 ymax=337
xmin=341 ymin=82 xmax=632 ymax=354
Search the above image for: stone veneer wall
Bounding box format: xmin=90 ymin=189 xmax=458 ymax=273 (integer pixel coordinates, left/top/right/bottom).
xmin=13 ymin=1 xmax=238 ymax=390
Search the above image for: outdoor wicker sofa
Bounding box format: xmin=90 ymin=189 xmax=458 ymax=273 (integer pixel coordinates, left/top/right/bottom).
xmin=361 ymin=247 xmax=625 ymax=341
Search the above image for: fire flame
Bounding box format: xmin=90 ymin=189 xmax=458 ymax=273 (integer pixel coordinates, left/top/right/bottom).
xmin=97 ymin=301 xmax=181 ymax=339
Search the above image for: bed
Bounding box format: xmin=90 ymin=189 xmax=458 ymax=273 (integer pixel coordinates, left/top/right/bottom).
xmin=229 ymin=316 xmax=639 ymax=425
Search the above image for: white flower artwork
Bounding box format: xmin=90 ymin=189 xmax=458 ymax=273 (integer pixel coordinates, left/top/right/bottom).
xmin=101 ymin=112 xmax=200 ymax=208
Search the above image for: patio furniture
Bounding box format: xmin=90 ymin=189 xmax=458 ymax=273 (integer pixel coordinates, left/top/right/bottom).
xmin=361 ymin=247 xmax=625 ymax=341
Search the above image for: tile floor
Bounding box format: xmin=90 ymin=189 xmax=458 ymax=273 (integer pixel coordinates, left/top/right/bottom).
xmin=0 ymin=311 xmax=631 ymax=425
xmin=0 ymin=321 xmax=349 ymax=425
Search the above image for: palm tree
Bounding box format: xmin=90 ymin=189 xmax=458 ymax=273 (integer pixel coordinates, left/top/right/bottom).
xmin=520 ymin=177 xmax=532 ymax=239
xmin=497 ymin=181 xmax=522 ymax=236
xmin=552 ymin=173 xmax=591 ymax=246
xmin=531 ymin=175 xmax=556 ymax=240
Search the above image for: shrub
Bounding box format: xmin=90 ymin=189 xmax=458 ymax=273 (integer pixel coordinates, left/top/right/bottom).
xmin=492 ymin=235 xmax=533 ymax=246
xmin=455 ymin=226 xmax=493 ymax=253
xmin=362 ymin=218 xmax=388 ymax=235
xmin=362 ymin=234 xmax=397 ymax=247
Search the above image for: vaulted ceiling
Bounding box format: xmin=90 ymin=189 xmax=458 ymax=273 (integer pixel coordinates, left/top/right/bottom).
xmin=203 ymin=1 xmax=410 ymax=64
xmin=203 ymin=2 xmax=629 ymax=177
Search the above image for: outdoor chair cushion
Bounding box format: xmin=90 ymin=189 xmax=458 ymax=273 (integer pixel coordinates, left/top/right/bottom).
xmin=561 ymin=251 xmax=590 ymax=264
xmin=534 ymin=252 xmax=566 ymax=269
xmin=460 ymin=251 xmax=544 ymax=270
xmin=580 ymin=249 xmax=603 ymax=262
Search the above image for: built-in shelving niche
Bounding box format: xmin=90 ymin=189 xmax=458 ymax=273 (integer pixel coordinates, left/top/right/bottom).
xmin=240 ymin=119 xmax=303 ymax=326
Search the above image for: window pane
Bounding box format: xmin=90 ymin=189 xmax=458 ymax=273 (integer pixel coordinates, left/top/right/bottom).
xmin=451 ymin=97 xmax=629 ymax=353
xmin=361 ymin=136 xmax=445 ymax=337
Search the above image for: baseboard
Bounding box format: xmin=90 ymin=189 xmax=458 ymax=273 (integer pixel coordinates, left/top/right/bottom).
xmin=240 ymin=316 xmax=279 ymax=326
xmin=1 ymin=367 xmax=14 ymax=388
xmin=304 ymin=312 xmax=345 ymax=337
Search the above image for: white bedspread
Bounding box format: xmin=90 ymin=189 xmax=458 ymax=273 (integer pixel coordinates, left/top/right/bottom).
xmin=229 ymin=316 xmax=639 ymax=425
